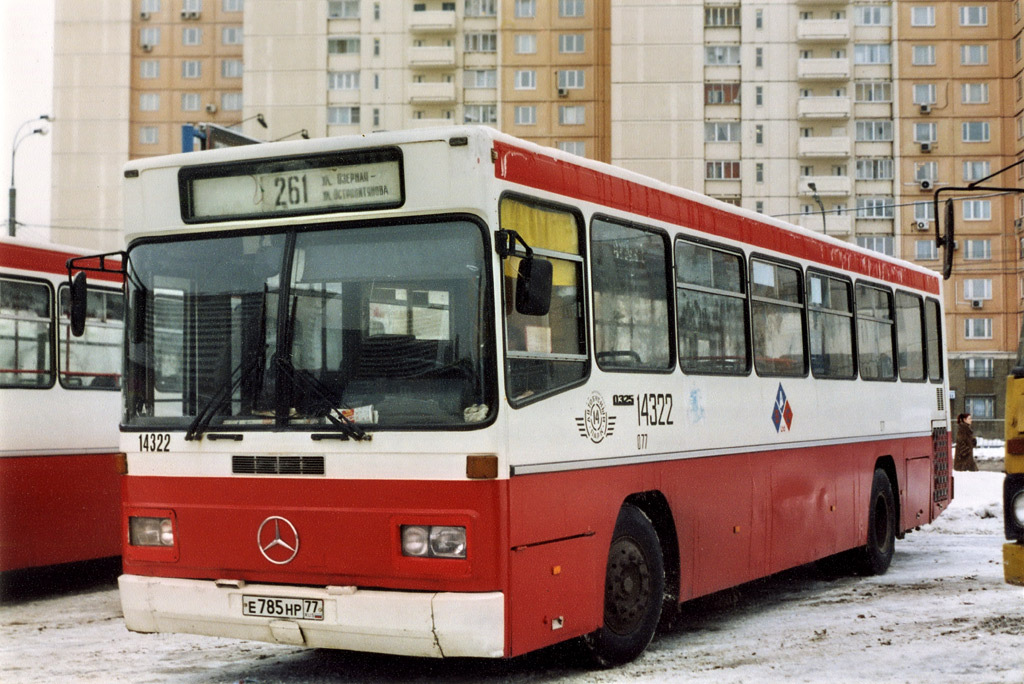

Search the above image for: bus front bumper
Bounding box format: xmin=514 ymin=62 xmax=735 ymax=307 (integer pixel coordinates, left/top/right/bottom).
xmin=119 ymin=574 xmax=505 ymax=658
xmin=1004 ymin=543 xmax=1024 ymax=586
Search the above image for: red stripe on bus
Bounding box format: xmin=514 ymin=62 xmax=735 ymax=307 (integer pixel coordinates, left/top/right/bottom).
xmin=0 ymin=242 xmax=122 ymax=283
xmin=492 ymin=141 xmax=940 ymax=295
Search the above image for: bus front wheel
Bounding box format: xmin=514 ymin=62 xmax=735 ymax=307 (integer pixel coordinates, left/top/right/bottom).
xmin=583 ymin=504 xmax=665 ymax=667
xmin=858 ymin=468 xmax=896 ymax=575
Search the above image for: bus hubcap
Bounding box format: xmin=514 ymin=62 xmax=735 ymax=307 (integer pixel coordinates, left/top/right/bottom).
xmin=605 ymin=538 xmax=651 ymax=634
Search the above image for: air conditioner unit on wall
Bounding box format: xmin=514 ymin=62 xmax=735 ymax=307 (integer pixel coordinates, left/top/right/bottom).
xmin=141 ymin=44 xmax=153 ymax=52
xmin=919 ymin=179 xmax=934 ymax=191
xmin=140 ymin=11 xmax=150 ymax=20
xmin=920 ymin=142 xmax=933 ymax=152
xmin=205 ymin=103 xmax=217 ymax=113
xmin=557 ymin=87 xmax=569 ymax=98
xmin=914 ymin=221 xmax=929 ymax=231
xmin=971 ymin=300 xmax=984 ymax=309
xmin=920 ymin=104 xmax=932 ymax=114
xmin=1015 ymin=217 xmax=1024 ymax=230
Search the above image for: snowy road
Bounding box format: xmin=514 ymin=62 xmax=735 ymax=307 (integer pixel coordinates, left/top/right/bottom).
xmin=2 ymin=471 xmax=1022 ymax=684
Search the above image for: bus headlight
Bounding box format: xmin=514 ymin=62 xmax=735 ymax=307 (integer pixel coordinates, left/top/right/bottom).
xmin=1005 ymin=474 xmax=1024 ymax=542
xmin=401 ymin=525 xmax=466 ymax=559
xmin=129 ymin=516 xmax=175 ymax=547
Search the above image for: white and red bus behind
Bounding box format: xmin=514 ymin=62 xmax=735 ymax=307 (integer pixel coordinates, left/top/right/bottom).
xmin=0 ymin=237 xmax=123 ymax=573
xmin=70 ymin=127 xmax=951 ymax=665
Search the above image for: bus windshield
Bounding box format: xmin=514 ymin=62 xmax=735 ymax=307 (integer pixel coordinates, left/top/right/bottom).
xmin=124 ymin=219 xmax=494 ymax=433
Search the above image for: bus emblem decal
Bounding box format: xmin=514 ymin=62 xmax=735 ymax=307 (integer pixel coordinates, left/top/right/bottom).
xmin=772 ymin=383 xmax=794 ymax=433
xmin=257 ymin=516 xmax=300 ymax=565
xmin=576 ymin=392 xmax=615 ymax=443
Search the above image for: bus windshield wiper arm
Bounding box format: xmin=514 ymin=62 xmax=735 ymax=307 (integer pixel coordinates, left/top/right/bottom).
xmin=185 ymin=352 xmax=264 ymax=441
xmin=274 ymin=355 xmax=371 ymax=441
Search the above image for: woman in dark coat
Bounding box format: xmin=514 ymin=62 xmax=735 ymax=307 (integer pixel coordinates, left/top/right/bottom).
xmin=954 ymin=412 xmax=979 ymax=471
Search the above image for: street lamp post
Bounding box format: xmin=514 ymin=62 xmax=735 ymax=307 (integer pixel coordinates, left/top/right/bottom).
xmin=8 ymin=114 xmax=52 ymax=237
xmin=807 ymin=181 xmax=827 ymax=236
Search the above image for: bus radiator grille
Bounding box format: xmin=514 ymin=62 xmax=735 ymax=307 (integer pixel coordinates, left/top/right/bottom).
xmin=232 ymin=455 xmax=326 ymax=476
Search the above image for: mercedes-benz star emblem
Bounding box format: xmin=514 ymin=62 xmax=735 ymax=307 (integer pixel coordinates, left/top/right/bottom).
xmin=257 ymin=516 xmax=300 ymax=565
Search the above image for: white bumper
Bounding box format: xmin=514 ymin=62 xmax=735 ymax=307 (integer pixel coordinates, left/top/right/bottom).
xmin=119 ymin=574 xmax=505 ymax=658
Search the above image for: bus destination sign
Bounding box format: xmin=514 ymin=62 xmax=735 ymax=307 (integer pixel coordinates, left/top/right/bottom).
xmin=181 ymin=149 xmax=404 ymax=222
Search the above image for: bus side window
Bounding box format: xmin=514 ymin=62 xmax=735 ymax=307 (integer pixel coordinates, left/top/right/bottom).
xmin=807 ymin=272 xmax=855 ymax=379
xmin=750 ymin=258 xmax=807 ymax=377
xmin=924 ymin=298 xmax=943 ymax=383
xmin=0 ymin=277 xmax=53 ymax=388
xmin=895 ymin=291 xmax=926 ymax=382
xmin=500 ymin=196 xmax=587 ymax=404
xmin=591 ymin=217 xmax=672 ymax=371
xmin=58 ymin=286 xmax=124 ymax=390
xmin=856 ymin=283 xmax=897 ymax=381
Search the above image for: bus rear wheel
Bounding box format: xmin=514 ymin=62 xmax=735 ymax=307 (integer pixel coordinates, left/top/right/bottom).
xmin=583 ymin=504 xmax=665 ymax=667
xmin=857 ymin=468 xmax=896 ymax=575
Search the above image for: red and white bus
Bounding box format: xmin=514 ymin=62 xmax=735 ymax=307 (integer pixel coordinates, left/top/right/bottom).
xmin=0 ymin=237 xmax=123 ymax=572
xmin=72 ymin=126 xmax=951 ymax=664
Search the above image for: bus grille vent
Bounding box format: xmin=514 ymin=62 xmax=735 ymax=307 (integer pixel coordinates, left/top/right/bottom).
xmin=232 ymin=455 xmax=325 ymax=476
xmin=936 ymin=387 xmax=945 ymax=412
xmin=931 ymin=427 xmax=950 ymax=502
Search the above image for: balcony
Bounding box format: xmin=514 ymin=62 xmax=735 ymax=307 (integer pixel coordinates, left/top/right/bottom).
xmin=797 ymin=19 xmax=850 ymax=42
xmin=797 ymin=136 xmax=851 ymax=158
xmin=797 ymin=58 xmax=850 ymax=81
xmin=408 ymin=81 xmax=456 ymax=103
xmin=800 ymin=176 xmax=852 ymax=197
xmin=797 ymin=96 xmax=851 ymax=120
xmin=409 ymin=45 xmax=456 ymax=68
xmin=409 ymin=10 xmax=456 ymax=33
xmin=797 ymin=213 xmax=852 ymax=236
xmin=406 ymin=117 xmax=455 ymax=129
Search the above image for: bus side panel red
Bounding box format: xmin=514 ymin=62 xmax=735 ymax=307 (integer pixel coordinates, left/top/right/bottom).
xmin=0 ymin=453 xmax=122 ymax=571
xmin=120 ymin=475 xmax=507 ymax=593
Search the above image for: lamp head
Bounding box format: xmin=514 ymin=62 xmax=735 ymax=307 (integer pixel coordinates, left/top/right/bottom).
xmin=256 ymin=113 xmax=267 ymax=128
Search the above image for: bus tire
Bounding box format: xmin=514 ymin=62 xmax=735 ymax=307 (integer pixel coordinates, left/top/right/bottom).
xmin=858 ymin=468 xmax=896 ymax=576
xmin=582 ymin=504 xmax=665 ymax=667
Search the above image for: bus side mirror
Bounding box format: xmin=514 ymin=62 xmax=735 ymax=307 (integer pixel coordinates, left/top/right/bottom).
xmin=942 ymin=197 xmax=955 ymax=280
xmin=515 ymin=257 xmax=552 ymax=316
xmin=69 ymin=271 xmax=88 ymax=337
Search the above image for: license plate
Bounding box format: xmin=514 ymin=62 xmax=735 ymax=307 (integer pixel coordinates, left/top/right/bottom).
xmin=242 ymin=595 xmax=324 ymax=621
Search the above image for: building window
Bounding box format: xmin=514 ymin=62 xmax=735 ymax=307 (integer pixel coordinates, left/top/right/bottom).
xmin=855 ymin=197 xmax=894 ymax=219
xmin=464 ymin=104 xmax=497 ymax=124
xmin=856 ymin=236 xmax=894 ymax=255
xmin=706 ymin=161 xmax=741 ymax=180
xmin=140 ymin=27 xmax=161 ymax=47
xmin=705 ymin=6 xmax=741 ymax=27
xmin=965 ymin=395 xmax=995 ymax=418
xmin=965 ymin=239 xmax=992 ymax=260
xmin=755 ymin=86 xmax=763 ymax=105
xmin=183 ymin=0 xmax=202 ymax=11
xmin=328 ymin=37 xmax=360 ymax=54
xmin=915 ymin=161 xmax=938 ymax=181
xmin=962 ymin=121 xmax=991 ymax=142
xmin=559 ymin=34 xmax=585 ymax=54
xmin=182 ymin=27 xmax=202 ymax=46
xmin=515 ymin=0 xmax=535 ymax=19
xmin=465 ymin=0 xmax=496 ymax=17
xmin=514 ymin=105 xmax=536 ymax=125
xmin=328 ymin=0 xmax=360 ymax=18
xmin=139 ymin=60 xmax=160 ymax=79
xmin=465 ymin=33 xmax=497 ymax=53
xmin=557 ymin=70 xmax=585 ymax=89
xmin=755 ymin=9 xmax=763 ymax=28
xmin=221 ymin=92 xmax=242 ymax=111
xmin=913 ymin=45 xmax=936 ymax=65
xmin=854 ymin=44 xmax=891 ymax=64
xmin=559 ymin=0 xmax=583 ymax=17
xmin=755 ymin=125 xmax=763 ymax=144
xmin=223 ymin=0 xmax=243 ymax=11
xmin=964 ymin=279 xmax=993 ymax=301
xmin=181 ymin=60 xmax=201 ymax=79
xmin=855 ymin=5 xmax=891 ymax=25
xmin=914 ymin=201 xmax=936 ymax=222
xmin=513 ymin=70 xmax=536 ymax=90
xmin=139 ymin=93 xmax=160 ymax=111
xmin=328 ymin=71 xmax=360 ymax=90
xmin=221 ymin=59 xmax=243 ymax=78
xmin=963 ymin=160 xmax=991 ymax=181
xmin=557 ymin=141 xmax=586 ymax=156
xmin=514 ymin=34 xmax=536 ymax=54
xmin=961 ymin=44 xmax=989 ymax=65
xmin=913 ymin=83 xmax=936 ymax=104
xmin=465 ymin=69 xmax=497 ymax=88
xmin=855 ymin=120 xmax=893 ymax=141
xmin=705 ymin=82 xmax=741 ymax=104
xmin=856 ymin=158 xmax=894 ymax=180
xmin=915 ymin=240 xmax=938 ymax=260
xmin=327 ymin=106 xmax=360 ymax=124
xmin=222 ymin=26 xmax=243 ymax=46
xmin=963 ymin=199 xmax=992 ymax=220
xmin=962 ymin=82 xmax=989 ymax=104
xmin=965 ymin=358 xmax=995 ymax=378
xmin=705 ymin=45 xmax=741 ymax=65
xmin=559 ymin=105 xmax=585 ymax=125
xmin=705 ymin=121 xmax=741 ymax=142
xmin=141 ymin=0 xmax=161 ymax=12
xmin=139 ymin=126 xmax=159 ymax=145
xmin=755 ymin=163 xmax=764 ymax=182
xmin=181 ymin=93 xmax=200 ymax=111
xmin=755 ymin=47 xmax=763 ymax=67
xmin=855 ymin=81 xmax=892 ymax=102
xmin=911 ymin=6 xmax=936 ymax=26
xmin=914 ymin=122 xmax=938 ymax=143
xmin=960 ymin=5 xmax=988 ymax=26
xmin=964 ymin=318 xmax=992 ymax=339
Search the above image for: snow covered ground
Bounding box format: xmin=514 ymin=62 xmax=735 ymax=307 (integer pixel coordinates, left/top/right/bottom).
xmin=1 ymin=457 xmax=1021 ymax=684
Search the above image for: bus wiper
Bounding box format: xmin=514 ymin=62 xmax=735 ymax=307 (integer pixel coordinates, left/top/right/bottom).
xmin=274 ymin=355 xmax=371 ymax=441
xmin=185 ymin=352 xmax=265 ymax=441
